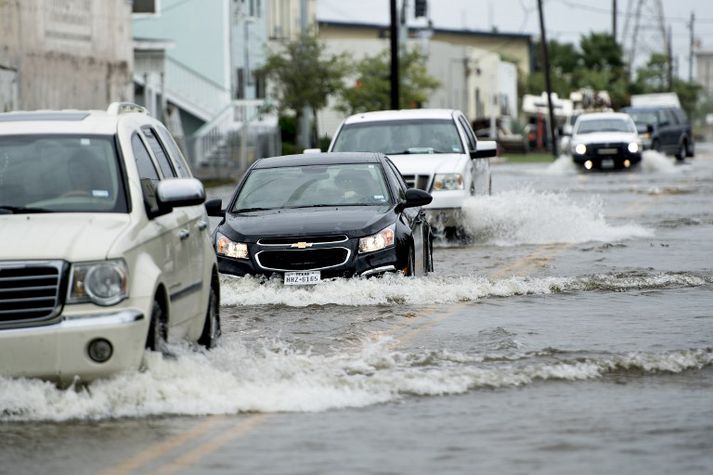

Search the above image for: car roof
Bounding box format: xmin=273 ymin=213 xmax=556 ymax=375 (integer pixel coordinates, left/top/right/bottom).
xmin=0 ymin=109 xmax=143 ymax=135
xmin=576 ymin=112 xmax=632 ymax=121
xmin=342 ymin=109 xmax=457 ymax=124
xmin=252 ymin=152 xmax=384 ymax=169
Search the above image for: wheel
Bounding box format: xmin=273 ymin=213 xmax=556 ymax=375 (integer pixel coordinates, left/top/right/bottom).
xmin=675 ymin=140 xmax=686 ymax=161
xmin=197 ymin=285 xmax=221 ymax=349
xmin=145 ymin=299 xmax=167 ymax=353
xmin=404 ymin=246 xmax=416 ymax=276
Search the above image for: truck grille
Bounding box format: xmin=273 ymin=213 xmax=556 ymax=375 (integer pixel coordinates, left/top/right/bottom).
xmin=401 ymin=174 xmax=431 ymax=191
xmin=0 ymin=261 xmax=67 ymax=327
xmin=255 ymin=248 xmax=350 ymax=271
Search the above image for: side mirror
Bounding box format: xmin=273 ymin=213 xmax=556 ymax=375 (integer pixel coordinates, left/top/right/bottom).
xmin=470 ymin=140 xmax=497 ymax=159
xmin=205 ymin=198 xmax=224 ymax=217
xmin=399 ymin=188 xmax=432 ymax=211
xmin=659 ymin=121 xmax=669 ymax=127
xmin=156 ymin=178 xmax=205 ymax=209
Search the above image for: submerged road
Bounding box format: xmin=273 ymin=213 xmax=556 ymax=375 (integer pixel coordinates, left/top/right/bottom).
xmin=2 ymin=151 xmax=712 ymax=475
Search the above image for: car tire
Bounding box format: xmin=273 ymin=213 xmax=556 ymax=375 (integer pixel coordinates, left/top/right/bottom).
xmin=404 ymin=246 xmax=416 ymax=277
xmin=675 ymin=140 xmax=686 ymax=161
xmin=197 ymin=285 xmax=221 ymax=349
xmin=146 ymin=299 xmax=167 ymax=353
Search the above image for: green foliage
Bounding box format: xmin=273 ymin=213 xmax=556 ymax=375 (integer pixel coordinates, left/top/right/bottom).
xmin=337 ymin=48 xmax=440 ymax=114
xmin=260 ymin=33 xmax=349 ymax=117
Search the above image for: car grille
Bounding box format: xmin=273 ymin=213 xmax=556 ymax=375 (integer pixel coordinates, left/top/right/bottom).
xmin=401 ymin=174 xmax=431 ymax=190
xmin=255 ymin=248 xmax=350 ymax=271
xmin=257 ymin=235 xmax=348 ymax=246
xmin=0 ymin=261 xmax=66 ymax=327
xmin=589 ymin=142 xmax=626 ymax=155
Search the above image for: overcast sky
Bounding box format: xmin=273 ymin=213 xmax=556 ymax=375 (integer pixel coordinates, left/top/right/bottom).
xmin=317 ymin=0 xmax=713 ymax=78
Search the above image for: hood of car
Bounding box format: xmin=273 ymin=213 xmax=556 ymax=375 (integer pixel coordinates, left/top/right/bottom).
xmin=573 ymin=132 xmax=639 ymax=145
xmin=0 ymin=213 xmax=131 ymax=262
xmin=222 ymin=206 xmax=395 ymax=241
xmin=387 ymin=153 xmax=468 ymax=176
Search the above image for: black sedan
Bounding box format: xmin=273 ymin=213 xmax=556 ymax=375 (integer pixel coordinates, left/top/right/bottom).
xmin=205 ymin=152 xmax=434 ymax=284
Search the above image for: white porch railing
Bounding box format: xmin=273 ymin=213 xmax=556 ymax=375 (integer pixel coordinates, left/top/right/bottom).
xmin=164 ymin=57 xmax=231 ymax=121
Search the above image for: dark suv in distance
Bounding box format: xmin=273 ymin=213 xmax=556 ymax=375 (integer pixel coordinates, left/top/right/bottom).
xmin=622 ymin=106 xmax=695 ymax=160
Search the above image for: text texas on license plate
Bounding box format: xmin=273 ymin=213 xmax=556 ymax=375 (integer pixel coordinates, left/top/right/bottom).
xmin=284 ymin=271 xmax=321 ymax=285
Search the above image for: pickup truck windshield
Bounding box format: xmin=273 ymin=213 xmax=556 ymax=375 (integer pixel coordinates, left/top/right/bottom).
xmin=0 ymin=135 xmax=128 ymax=214
xmin=332 ymin=119 xmax=464 ymax=155
xmin=575 ymin=119 xmax=636 ymax=135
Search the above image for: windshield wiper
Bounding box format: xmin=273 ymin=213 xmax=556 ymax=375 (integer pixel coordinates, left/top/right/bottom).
xmin=0 ymin=205 xmax=54 ymax=214
xmin=284 ymin=204 xmax=338 ymax=209
xmin=232 ymin=207 xmax=274 ymax=213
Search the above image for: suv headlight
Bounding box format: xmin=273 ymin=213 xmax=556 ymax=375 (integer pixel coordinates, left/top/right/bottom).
xmin=627 ymin=142 xmax=640 ymax=153
xmin=359 ymin=224 xmax=395 ymax=254
xmin=432 ymin=174 xmax=464 ymax=191
xmin=216 ymin=231 xmax=249 ymax=259
xmin=68 ymin=259 xmax=128 ymax=306
xmin=574 ymin=143 xmax=587 ymax=155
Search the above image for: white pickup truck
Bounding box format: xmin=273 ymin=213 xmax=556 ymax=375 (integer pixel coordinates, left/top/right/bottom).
xmin=328 ymin=109 xmax=496 ymax=236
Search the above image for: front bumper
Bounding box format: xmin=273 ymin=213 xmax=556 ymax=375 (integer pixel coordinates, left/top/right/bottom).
xmin=424 ymin=208 xmax=463 ymax=229
xmin=572 ymin=150 xmax=642 ymax=168
xmin=217 ymin=239 xmax=403 ymax=279
xmin=0 ymin=309 xmax=146 ymax=384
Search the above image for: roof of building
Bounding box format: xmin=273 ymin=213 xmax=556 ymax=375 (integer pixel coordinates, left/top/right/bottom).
xmin=318 ymin=20 xmax=532 ymax=41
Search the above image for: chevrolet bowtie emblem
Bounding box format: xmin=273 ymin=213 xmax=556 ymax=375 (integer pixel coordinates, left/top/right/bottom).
xmin=291 ymin=242 xmax=313 ymax=249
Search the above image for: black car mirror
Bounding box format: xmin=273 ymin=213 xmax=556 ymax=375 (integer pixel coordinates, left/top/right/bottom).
xmin=205 ymin=198 xmax=224 ymax=217
xmin=399 ymin=188 xmax=432 ymax=210
xmin=659 ymin=120 xmax=669 ymax=127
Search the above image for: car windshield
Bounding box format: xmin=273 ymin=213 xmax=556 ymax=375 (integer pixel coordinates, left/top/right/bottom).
xmin=575 ymin=118 xmax=635 ymax=134
xmin=332 ymin=119 xmax=465 ymax=155
xmin=626 ymin=110 xmax=657 ymax=126
xmin=0 ymin=135 xmax=127 ymax=214
xmin=232 ymin=163 xmax=392 ymax=212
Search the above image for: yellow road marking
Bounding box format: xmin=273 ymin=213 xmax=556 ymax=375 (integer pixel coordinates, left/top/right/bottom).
xmin=102 ymin=416 xmax=224 ymax=475
xmin=153 ymin=414 xmax=269 ymax=475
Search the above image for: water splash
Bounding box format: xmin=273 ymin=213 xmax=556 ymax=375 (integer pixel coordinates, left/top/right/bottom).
xmin=461 ymin=188 xmax=652 ymax=246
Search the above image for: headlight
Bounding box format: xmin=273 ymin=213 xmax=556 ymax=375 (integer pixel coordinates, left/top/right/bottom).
xmin=216 ymin=231 xmax=249 ymax=259
xmin=432 ymin=174 xmax=464 ymax=191
xmin=359 ymin=224 xmax=395 ymax=254
xmin=574 ymin=143 xmax=587 ymax=155
xmin=627 ymin=142 xmax=640 ymax=153
xmin=68 ymin=259 xmax=128 ymax=306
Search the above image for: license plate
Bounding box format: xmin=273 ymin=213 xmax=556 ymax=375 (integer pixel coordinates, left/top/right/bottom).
xmin=601 ymin=159 xmax=614 ymax=169
xmin=284 ymin=271 xmax=321 ymax=285
xmin=598 ymin=148 xmax=617 ymax=155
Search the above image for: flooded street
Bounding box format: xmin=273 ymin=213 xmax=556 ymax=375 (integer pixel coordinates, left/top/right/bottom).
xmin=2 ymin=151 xmax=712 ymax=474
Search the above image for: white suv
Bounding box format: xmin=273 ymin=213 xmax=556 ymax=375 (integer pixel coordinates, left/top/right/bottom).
xmin=329 ymin=109 xmax=496 ymax=236
xmin=0 ymin=103 xmax=220 ymax=384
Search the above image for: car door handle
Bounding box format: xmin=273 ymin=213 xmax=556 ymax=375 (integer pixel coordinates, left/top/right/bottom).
xmin=197 ymin=221 xmax=208 ymax=231
xmin=178 ymin=229 xmax=190 ymax=241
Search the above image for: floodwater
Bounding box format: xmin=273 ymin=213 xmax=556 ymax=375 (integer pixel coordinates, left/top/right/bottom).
xmin=1 ymin=151 xmax=712 ymax=474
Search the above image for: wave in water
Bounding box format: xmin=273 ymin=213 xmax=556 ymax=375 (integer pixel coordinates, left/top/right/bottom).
xmin=218 ymin=271 xmax=710 ymax=307
xmin=460 ymin=189 xmax=652 ymax=246
xmin=1 ymin=340 xmax=710 ymax=422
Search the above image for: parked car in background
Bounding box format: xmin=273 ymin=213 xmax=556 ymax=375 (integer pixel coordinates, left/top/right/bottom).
xmin=327 ymin=109 xmax=496 ymax=237
xmin=0 ymin=103 xmax=220 ymax=385
xmin=569 ymin=112 xmax=642 ymax=171
xmin=207 ymin=152 xmax=434 ymax=283
xmin=622 ymin=106 xmax=694 ymax=160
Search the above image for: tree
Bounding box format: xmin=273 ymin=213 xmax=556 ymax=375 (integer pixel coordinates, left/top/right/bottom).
xmin=337 ymin=48 xmax=440 ymax=114
xmin=260 ymin=33 xmax=349 ymax=145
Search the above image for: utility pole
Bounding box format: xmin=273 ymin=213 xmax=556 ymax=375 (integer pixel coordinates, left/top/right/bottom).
xmin=537 ymin=0 xmax=557 ymax=158
xmin=667 ymin=24 xmax=673 ymax=89
xmin=612 ymin=0 xmax=617 ymax=42
xmin=688 ymin=11 xmax=695 ymax=82
xmin=390 ymin=0 xmax=400 ymax=110
xmin=299 ymin=0 xmax=311 ymax=148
